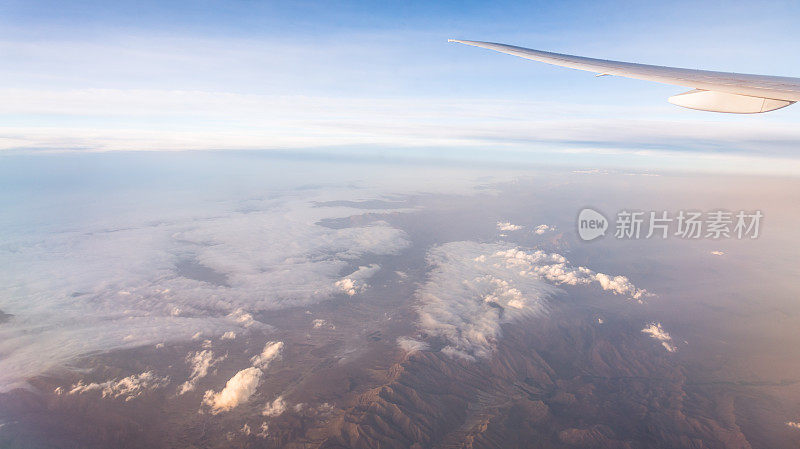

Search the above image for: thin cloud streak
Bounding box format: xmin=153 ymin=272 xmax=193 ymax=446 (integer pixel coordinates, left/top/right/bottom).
xmin=2 ymin=86 xmax=800 ymax=176
xmin=3 ymin=88 xmax=800 ymax=156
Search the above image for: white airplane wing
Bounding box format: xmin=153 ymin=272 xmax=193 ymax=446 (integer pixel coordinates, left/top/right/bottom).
xmin=449 ymin=39 xmax=800 ymax=113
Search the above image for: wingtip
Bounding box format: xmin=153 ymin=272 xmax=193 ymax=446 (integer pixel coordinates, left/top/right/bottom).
xmin=448 ymin=39 xmax=484 ymax=46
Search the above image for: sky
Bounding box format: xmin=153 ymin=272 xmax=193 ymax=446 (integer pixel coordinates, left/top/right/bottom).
xmin=2 ymin=0 xmax=800 ymax=174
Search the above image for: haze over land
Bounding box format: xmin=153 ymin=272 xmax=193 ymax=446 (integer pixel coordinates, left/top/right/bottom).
xmin=1 ymin=152 xmax=799 ymax=448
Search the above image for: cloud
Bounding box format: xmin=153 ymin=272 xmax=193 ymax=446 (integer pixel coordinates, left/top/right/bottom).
xmin=710 ymin=250 xmax=725 ymax=256
xmin=533 ymin=224 xmax=553 ymax=235
xmin=497 ymin=221 xmax=523 ymax=231
xmin=3 ymin=85 xmax=800 ymax=171
xmin=0 ymin=187 xmax=408 ymax=391
xmin=201 ymin=338 xmax=284 ymax=413
xmin=493 ymin=248 xmax=649 ymax=301
xmin=335 ymin=264 xmax=381 ymax=296
xmin=397 ymin=337 xmax=430 ymax=353
xmin=312 ymin=319 xmax=333 ymax=329
xmin=68 ymin=371 xmax=169 ymax=401
xmin=641 ymin=322 xmax=677 ymax=353
xmin=250 ymin=341 xmax=284 ymax=370
xmin=202 ymin=367 xmax=262 ymax=414
xmin=262 ymin=395 xmax=287 ymax=417
xmin=593 ymin=273 xmax=647 ymax=300
xmin=178 ymin=350 xmax=225 ymax=395
xmin=787 ymin=421 xmax=800 ymax=430
xmin=334 ymin=278 xmax=360 ymax=296
xmin=227 ymin=309 xmax=256 ymax=328
xmin=414 ymin=242 xmax=557 ymax=360
xmin=1 ymin=28 xmax=800 ymax=177
xmin=221 ymin=331 xmax=236 ymax=340
xmin=411 ymin=241 xmax=650 ymax=359
xmin=573 ymin=169 xmax=609 ymax=175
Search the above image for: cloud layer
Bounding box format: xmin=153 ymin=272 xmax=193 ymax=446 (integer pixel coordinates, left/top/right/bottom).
xmin=412 ymin=241 xmax=650 ymax=359
xmin=3 ymin=87 xmax=800 ymax=176
xmin=0 ymin=187 xmax=408 ymax=392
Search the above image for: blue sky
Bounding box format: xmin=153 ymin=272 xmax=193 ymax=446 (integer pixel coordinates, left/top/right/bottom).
xmin=2 ymin=0 xmax=800 ymax=174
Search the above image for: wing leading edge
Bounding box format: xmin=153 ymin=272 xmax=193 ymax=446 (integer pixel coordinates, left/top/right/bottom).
xmin=449 ymin=39 xmax=800 ymax=113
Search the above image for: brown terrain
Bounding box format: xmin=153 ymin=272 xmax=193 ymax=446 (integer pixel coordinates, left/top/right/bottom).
xmin=3 ymin=300 xmax=799 ymax=449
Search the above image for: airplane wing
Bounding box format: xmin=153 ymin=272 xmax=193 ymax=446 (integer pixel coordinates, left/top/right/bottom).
xmin=449 ymin=39 xmax=800 ymax=113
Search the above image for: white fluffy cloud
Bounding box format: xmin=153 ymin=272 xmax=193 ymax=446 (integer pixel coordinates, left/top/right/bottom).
xmin=221 ymin=331 xmax=236 ymax=340
xmin=496 ymin=221 xmax=523 ymax=231
xmin=335 ymin=264 xmax=381 ymax=296
xmin=787 ymin=421 xmax=800 ymax=430
xmin=493 ymin=248 xmax=649 ymax=301
xmin=202 ymin=367 xmax=263 ymax=414
xmin=67 ymin=371 xmax=169 ymax=401
xmin=262 ymin=395 xmax=287 ymax=417
xmin=412 ymin=241 xmax=650 ymax=360
xmin=312 ymin=319 xmax=334 ymax=329
xmin=534 ymin=224 xmax=553 ymax=235
xmin=250 ymin=341 xmax=284 ymax=370
xmin=201 ymin=339 xmax=285 ymax=413
xmin=179 ymin=350 xmax=225 ymax=395
xmin=641 ymin=322 xmax=677 ymax=353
